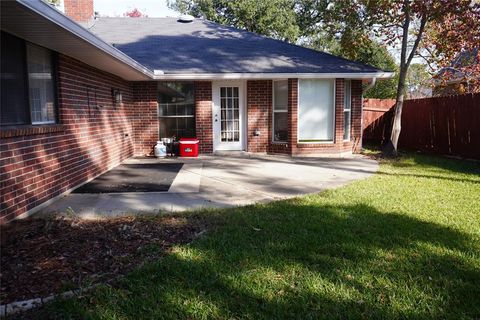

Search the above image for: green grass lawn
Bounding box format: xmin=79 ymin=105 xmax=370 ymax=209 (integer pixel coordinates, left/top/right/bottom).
xmin=40 ymin=153 xmax=480 ymax=319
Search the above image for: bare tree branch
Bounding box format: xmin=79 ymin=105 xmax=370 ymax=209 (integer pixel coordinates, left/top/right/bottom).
xmin=406 ymin=13 xmax=427 ymax=69
xmin=416 ymin=52 xmax=437 ymax=73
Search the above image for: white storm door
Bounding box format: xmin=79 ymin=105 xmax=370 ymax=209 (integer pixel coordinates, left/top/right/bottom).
xmin=212 ymin=81 xmax=245 ymax=151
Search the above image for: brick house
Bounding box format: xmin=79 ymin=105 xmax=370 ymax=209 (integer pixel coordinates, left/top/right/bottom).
xmin=0 ymin=0 xmax=392 ymax=223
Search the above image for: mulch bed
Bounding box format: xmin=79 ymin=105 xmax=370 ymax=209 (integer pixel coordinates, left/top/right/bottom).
xmin=0 ymin=215 xmax=211 ymax=305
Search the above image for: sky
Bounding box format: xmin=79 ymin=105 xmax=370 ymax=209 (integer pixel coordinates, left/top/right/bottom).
xmin=92 ymin=0 xmax=179 ymax=17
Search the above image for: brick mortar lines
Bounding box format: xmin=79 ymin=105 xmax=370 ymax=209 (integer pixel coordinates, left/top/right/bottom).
xmin=1 ymin=55 xmax=135 ymax=222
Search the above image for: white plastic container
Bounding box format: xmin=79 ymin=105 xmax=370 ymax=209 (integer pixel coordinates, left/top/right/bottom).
xmin=154 ymin=141 xmax=167 ymax=158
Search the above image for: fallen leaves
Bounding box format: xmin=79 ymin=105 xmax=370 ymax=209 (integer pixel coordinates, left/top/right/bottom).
xmin=0 ymin=215 xmax=210 ymax=304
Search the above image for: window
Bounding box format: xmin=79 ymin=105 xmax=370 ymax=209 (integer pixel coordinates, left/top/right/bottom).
xmin=0 ymin=32 xmax=57 ymax=126
xmin=298 ymin=79 xmax=335 ymax=142
xmin=343 ymin=80 xmax=352 ymax=141
xmin=272 ymin=80 xmax=288 ymax=142
xmin=27 ymin=44 xmax=56 ymax=124
xmin=158 ymin=82 xmax=195 ymax=139
xmin=1 ymin=32 xmax=28 ymax=125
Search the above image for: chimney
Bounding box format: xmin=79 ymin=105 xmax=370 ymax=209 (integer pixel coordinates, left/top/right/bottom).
xmin=63 ymin=0 xmax=94 ymax=23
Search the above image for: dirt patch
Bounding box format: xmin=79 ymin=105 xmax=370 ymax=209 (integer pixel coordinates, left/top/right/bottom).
xmin=73 ymin=163 xmax=183 ymax=193
xmin=0 ymin=214 xmax=211 ymax=305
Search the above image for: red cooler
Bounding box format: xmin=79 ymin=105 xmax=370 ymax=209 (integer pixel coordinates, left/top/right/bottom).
xmin=179 ymin=138 xmax=199 ymax=157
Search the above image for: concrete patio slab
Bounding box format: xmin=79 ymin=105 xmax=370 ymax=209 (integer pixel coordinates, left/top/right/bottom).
xmin=40 ymin=154 xmax=378 ymax=219
xmin=166 ymin=162 xmax=203 ymax=193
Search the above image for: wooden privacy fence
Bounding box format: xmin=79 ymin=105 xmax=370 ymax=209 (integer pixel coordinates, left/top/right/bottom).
xmin=363 ymin=94 xmax=480 ymax=159
xmin=363 ymin=98 xmax=396 ymax=143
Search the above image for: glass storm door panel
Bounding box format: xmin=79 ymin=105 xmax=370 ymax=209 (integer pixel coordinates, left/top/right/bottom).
xmin=220 ymin=87 xmax=240 ymax=142
xmin=212 ymin=81 xmax=244 ymax=151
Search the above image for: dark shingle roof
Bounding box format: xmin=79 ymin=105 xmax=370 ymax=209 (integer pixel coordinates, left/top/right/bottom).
xmin=86 ymin=17 xmax=384 ymax=75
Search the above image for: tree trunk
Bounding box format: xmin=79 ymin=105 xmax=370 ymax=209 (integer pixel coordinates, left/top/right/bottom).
xmin=384 ymin=66 xmax=407 ymax=156
xmin=382 ymin=0 xmax=419 ymax=158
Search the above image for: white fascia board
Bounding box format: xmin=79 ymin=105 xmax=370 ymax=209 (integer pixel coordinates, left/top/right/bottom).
xmin=17 ymin=0 xmax=154 ymax=79
xmin=152 ymin=72 xmax=395 ymax=80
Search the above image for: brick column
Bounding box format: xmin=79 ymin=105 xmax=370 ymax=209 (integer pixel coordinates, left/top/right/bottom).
xmin=351 ymin=80 xmax=363 ymax=153
xmin=287 ymin=78 xmax=298 ymax=155
xmin=132 ymin=82 xmax=158 ymax=156
xmin=194 ymin=81 xmax=213 ymax=154
xmin=247 ymin=80 xmax=271 ymax=153
xmin=335 ymin=79 xmax=345 ymax=144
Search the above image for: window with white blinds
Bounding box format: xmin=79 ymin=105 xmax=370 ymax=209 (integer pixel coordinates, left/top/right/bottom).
xmin=298 ymin=79 xmax=335 ymax=142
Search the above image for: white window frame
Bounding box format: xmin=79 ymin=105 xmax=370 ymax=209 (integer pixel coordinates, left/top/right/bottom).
xmin=157 ymin=82 xmax=196 ymax=139
xmin=272 ymin=79 xmax=288 ymax=143
xmin=343 ymin=80 xmax=352 ymax=141
xmin=297 ymin=79 xmax=336 ymax=144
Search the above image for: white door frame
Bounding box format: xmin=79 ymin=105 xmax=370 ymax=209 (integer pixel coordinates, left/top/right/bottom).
xmin=212 ymin=80 xmax=246 ymax=151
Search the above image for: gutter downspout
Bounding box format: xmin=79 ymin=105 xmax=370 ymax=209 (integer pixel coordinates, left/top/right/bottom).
xmin=364 ymin=77 xmax=377 ymax=91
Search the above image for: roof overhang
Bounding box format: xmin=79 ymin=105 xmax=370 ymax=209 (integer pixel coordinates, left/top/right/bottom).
xmin=1 ymin=0 xmax=153 ymax=81
xmin=152 ymin=71 xmax=394 ymax=80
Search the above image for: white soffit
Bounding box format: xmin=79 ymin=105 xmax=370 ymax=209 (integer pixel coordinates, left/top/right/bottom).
xmin=1 ymin=0 xmax=153 ymax=81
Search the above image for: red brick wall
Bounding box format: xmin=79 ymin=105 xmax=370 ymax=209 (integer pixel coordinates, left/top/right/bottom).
xmin=131 ymin=81 xmax=214 ymax=155
xmin=247 ymin=80 xmax=271 ymax=153
xmin=268 ymin=142 xmax=289 ymax=154
xmin=0 ymin=54 xmax=134 ymax=223
xmin=195 ymin=81 xmax=213 ymax=153
xmin=0 ymin=68 xmax=365 ymax=223
xmin=64 ymin=0 xmax=94 ymax=23
xmin=132 ymin=82 xmax=158 ymax=156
